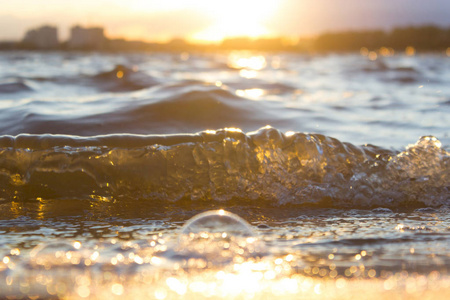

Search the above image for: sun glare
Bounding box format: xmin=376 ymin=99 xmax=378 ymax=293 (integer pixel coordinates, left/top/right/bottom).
xmin=90 ymin=0 xmax=279 ymax=42
xmin=190 ymin=0 xmax=277 ymax=42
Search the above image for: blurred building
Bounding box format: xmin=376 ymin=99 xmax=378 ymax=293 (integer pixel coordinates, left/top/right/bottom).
xmin=69 ymin=26 xmax=105 ymax=49
xmin=22 ymin=25 xmax=58 ymax=49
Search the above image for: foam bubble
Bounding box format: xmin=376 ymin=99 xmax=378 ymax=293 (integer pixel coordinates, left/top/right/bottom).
xmin=180 ymin=209 xmax=254 ymax=237
xmin=175 ymin=210 xmax=262 ymax=265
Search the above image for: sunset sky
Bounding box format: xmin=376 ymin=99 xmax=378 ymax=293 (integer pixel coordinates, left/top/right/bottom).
xmin=1 ymin=0 xmax=450 ymax=43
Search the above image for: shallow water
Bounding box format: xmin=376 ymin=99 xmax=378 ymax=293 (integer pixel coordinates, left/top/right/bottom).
xmin=0 ymin=51 xmax=449 ymax=299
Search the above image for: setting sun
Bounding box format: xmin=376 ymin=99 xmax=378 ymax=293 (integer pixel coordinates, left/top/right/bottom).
xmin=189 ymin=0 xmax=278 ymax=42
xmin=115 ymin=0 xmax=278 ymax=42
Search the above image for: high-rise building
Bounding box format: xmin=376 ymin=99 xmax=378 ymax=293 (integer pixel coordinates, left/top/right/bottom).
xmin=69 ymin=26 xmax=105 ymax=49
xmin=22 ymin=26 xmax=58 ymax=49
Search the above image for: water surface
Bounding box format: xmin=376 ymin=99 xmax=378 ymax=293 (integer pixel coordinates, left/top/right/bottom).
xmin=0 ymin=51 xmax=449 ymax=299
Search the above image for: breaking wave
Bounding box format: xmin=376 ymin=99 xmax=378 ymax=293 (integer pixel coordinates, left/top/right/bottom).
xmin=0 ymin=126 xmax=448 ymax=208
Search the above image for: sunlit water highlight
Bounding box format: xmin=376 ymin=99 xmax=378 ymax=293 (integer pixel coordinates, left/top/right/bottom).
xmin=0 ymin=51 xmax=449 ymax=299
xmin=1 ymin=209 xmax=449 ymax=299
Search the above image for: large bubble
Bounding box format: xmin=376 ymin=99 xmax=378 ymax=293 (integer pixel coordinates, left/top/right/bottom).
xmin=180 ymin=209 xmax=254 ymax=237
xmin=175 ymin=210 xmax=262 ymax=266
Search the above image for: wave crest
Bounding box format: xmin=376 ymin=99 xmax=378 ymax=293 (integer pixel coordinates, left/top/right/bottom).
xmin=0 ymin=127 xmax=448 ymax=208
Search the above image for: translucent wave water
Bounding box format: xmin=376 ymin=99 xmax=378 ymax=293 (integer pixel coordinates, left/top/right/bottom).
xmin=0 ymin=127 xmax=448 ymax=208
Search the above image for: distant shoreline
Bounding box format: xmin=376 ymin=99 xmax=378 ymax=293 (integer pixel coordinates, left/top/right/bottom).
xmin=1 ymin=25 xmax=449 ymax=54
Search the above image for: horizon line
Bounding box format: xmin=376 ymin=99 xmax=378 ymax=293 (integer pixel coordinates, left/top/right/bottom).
xmin=4 ymin=23 xmax=449 ymax=45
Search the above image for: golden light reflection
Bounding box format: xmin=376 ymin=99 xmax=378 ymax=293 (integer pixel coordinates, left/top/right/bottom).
xmin=166 ymin=277 xmax=187 ymax=295
xmin=116 ymin=71 xmax=124 ymax=79
xmin=111 ymin=283 xmax=124 ymax=296
xmin=224 ymin=127 xmax=243 ymax=133
xmin=236 ymin=88 xmax=265 ymax=99
xmin=2 ymin=246 xmax=450 ymax=300
xmin=360 ymin=47 xmax=369 ymax=56
xmin=239 ymin=69 xmax=259 ymax=78
xmin=395 ymin=224 xmax=405 ymax=231
xmin=379 ymin=47 xmax=395 ymax=57
xmin=285 ymin=131 xmax=296 ymax=137
xmin=3 ymin=204 xmax=450 ymax=299
xmin=10 ymin=249 xmax=20 ymax=256
xmin=406 ymin=46 xmax=416 ymax=56
xmin=228 ymin=53 xmax=267 ymax=70
xmin=73 ymin=241 xmax=82 ymax=250
xmin=76 ymin=285 xmax=90 ymax=298
xmin=368 ymin=51 xmax=378 ymax=61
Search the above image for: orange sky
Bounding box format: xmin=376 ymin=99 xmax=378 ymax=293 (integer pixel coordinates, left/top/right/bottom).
xmin=1 ymin=0 xmax=449 ymax=43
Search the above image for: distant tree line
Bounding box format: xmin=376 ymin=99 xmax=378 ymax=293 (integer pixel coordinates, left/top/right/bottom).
xmin=313 ymin=26 xmax=450 ymax=52
xmin=1 ymin=25 xmax=449 ymax=53
xmin=219 ymin=25 xmax=450 ymax=52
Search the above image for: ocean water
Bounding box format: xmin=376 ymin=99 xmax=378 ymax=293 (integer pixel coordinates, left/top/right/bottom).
xmin=0 ymin=51 xmax=449 ymax=299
